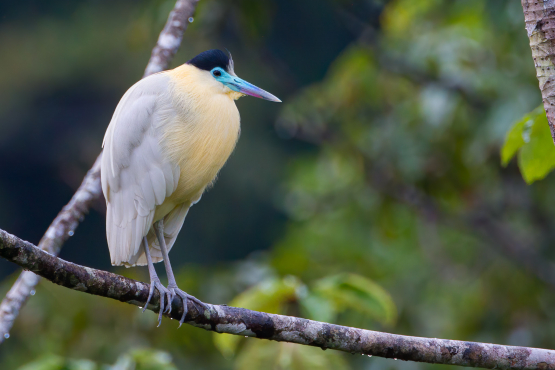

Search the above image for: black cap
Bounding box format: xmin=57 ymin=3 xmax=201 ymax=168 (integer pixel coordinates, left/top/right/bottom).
xmin=187 ymin=49 xmax=231 ymax=72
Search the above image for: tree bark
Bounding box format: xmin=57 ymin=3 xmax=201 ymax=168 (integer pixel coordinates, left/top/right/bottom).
xmin=143 ymin=0 xmax=199 ymax=77
xmin=0 ymin=0 xmax=200 ymax=344
xmin=0 ymin=228 xmax=554 ymax=370
xmin=522 ymin=0 xmax=555 ymax=143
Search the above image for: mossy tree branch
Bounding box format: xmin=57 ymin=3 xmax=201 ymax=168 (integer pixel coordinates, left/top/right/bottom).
xmin=1 ymin=228 xmax=554 ymax=370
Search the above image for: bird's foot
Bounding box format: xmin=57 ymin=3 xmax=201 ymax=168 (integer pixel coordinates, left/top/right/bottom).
xmin=144 ymin=277 xmax=172 ymax=327
xmin=167 ymin=284 xmax=209 ymax=327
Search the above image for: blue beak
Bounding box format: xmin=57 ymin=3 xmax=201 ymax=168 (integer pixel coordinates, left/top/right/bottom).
xmin=224 ymin=76 xmax=281 ymax=102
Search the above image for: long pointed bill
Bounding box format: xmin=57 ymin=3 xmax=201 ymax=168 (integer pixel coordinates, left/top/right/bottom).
xmin=227 ymin=76 xmax=281 ymax=102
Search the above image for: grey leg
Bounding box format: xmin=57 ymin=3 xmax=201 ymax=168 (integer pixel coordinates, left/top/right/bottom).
xmin=142 ymin=236 xmax=171 ymax=327
xmin=153 ymin=220 xmax=208 ymax=327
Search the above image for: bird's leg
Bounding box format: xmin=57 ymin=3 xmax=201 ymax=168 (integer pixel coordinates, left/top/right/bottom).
xmin=142 ymin=236 xmax=171 ymax=327
xmin=153 ymin=220 xmax=208 ymax=327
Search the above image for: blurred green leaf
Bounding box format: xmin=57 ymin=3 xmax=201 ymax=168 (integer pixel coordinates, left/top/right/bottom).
xmin=501 ymin=106 xmax=555 ymax=183
xmin=313 ymin=274 xmax=397 ymax=326
xmin=517 ymin=108 xmax=555 ymax=183
xmin=105 ymin=348 xmax=176 ymax=370
xmin=501 ymin=112 xmax=528 ymax=167
xmin=227 ymin=276 xmax=302 ymax=314
xmin=234 ymin=340 xmax=349 ymax=370
xmin=18 ymin=355 xmax=96 ymax=370
xmin=69 ymin=360 xmax=96 ymax=370
xmin=18 ymin=355 xmax=64 ymax=370
xmin=18 ymin=349 xmax=176 ymax=370
xmin=214 ymin=276 xmax=302 ymax=358
xmin=300 ymin=293 xmax=336 ymax=323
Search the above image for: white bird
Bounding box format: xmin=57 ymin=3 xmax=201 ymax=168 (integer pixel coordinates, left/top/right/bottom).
xmin=101 ymin=49 xmax=280 ymax=325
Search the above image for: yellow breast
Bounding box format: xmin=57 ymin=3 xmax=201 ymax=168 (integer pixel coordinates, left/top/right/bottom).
xmin=161 ymin=64 xmax=241 ymax=207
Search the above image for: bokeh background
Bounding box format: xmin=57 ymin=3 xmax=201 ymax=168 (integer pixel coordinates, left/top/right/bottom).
xmin=1 ymin=0 xmax=554 ymax=369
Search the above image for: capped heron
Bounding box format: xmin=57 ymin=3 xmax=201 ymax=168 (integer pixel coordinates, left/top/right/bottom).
xmin=101 ymin=49 xmax=280 ymax=326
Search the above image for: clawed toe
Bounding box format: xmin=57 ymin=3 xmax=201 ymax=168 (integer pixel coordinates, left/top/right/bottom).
xmin=144 ymin=278 xmax=171 ymax=327
xmin=143 ymin=279 xmax=207 ymax=328
xmin=167 ymin=286 xmax=207 ymax=327
xmin=190 ymin=295 xmax=210 ymax=310
xmin=165 ymin=290 xmax=176 ymax=314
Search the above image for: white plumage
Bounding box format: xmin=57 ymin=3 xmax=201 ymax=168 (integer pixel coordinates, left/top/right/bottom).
xmin=102 ymin=73 xmax=179 ymax=266
xmin=100 ymin=49 xmax=280 ymax=324
xmin=101 ymin=64 xmax=241 ymax=266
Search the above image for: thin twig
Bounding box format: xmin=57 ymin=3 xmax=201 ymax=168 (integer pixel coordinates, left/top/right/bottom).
xmin=143 ymin=0 xmax=199 ymax=77
xmin=0 ymin=0 xmax=200 ymax=343
xmin=0 ymin=228 xmax=554 ymax=370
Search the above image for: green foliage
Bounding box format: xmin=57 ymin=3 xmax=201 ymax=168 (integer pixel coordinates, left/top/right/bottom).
xmin=17 ymin=349 xmax=176 ymax=370
xmin=213 ymin=276 xmax=301 ymax=358
xmin=501 ymin=106 xmax=555 ymax=183
xmin=105 ymin=349 xmax=177 ymax=370
xmin=299 ymin=293 xmax=336 ymax=323
xmin=501 ymin=113 xmax=529 ymax=167
xmin=234 ymin=341 xmax=349 ymax=370
xmin=272 ymin=0 xmax=555 ymax=363
xmin=310 ymin=274 xmax=397 ymax=327
xmin=18 ymin=355 xmax=95 ymax=370
xmin=222 ymin=276 xmax=302 ymax=315
xmin=214 ymin=273 xmax=395 ymax=366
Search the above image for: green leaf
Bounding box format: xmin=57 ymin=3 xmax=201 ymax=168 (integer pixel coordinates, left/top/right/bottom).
xmin=517 ymin=108 xmax=555 ymax=184
xmin=313 ymin=273 xmax=397 ymax=326
xmin=214 ymin=276 xmax=302 ymax=358
xmin=501 ymin=114 xmax=528 ymax=167
xmin=105 ymin=349 xmax=176 ymax=370
xmin=299 ymin=293 xmax=336 ymax=323
xmin=18 ymin=355 xmax=64 ymax=370
xmin=234 ymin=340 xmax=349 ymax=370
xmin=18 ymin=356 xmax=97 ymax=370
xmin=68 ymin=360 xmax=96 ymax=370
xmin=501 ymin=106 xmax=555 ymax=183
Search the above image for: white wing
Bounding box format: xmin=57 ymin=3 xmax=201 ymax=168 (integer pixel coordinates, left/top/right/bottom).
xmin=101 ymin=73 xmax=181 ymax=266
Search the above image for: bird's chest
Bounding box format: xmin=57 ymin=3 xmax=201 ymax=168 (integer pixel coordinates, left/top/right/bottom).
xmin=163 ymin=97 xmax=240 ymax=204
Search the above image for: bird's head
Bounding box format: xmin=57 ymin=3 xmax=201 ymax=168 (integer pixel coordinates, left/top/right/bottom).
xmin=186 ymin=49 xmax=281 ymax=102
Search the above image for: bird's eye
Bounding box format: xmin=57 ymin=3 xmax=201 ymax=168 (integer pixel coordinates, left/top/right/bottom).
xmin=213 ymin=70 xmax=222 ymax=77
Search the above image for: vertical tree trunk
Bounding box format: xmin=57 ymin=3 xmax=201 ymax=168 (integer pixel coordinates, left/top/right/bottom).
xmin=522 ymin=0 xmax=555 ymax=143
